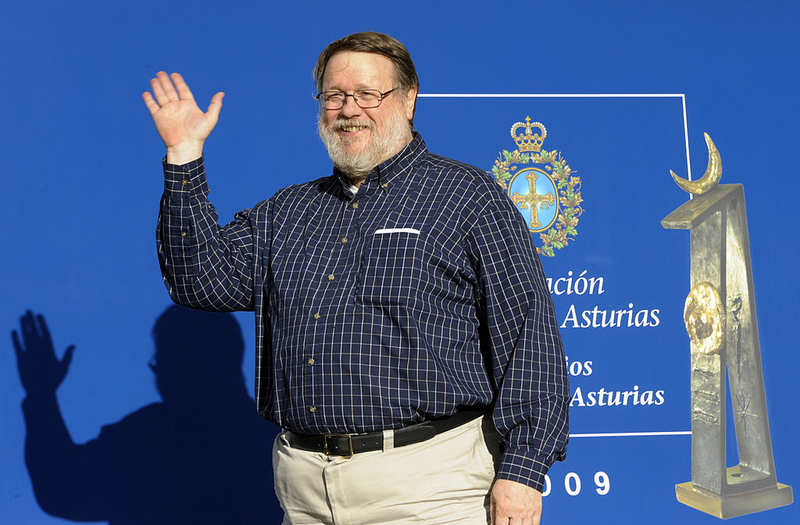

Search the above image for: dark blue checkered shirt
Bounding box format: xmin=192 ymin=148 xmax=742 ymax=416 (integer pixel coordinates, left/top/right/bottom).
xmin=157 ymin=133 xmax=569 ymax=490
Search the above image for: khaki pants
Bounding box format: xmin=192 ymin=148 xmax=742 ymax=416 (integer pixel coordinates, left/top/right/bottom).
xmin=273 ymin=416 xmax=499 ymax=524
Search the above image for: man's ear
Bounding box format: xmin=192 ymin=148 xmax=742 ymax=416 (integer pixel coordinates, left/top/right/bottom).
xmin=404 ymin=86 xmax=418 ymax=121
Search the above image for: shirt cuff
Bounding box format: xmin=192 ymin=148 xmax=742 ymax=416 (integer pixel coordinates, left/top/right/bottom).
xmin=497 ymin=446 xmax=566 ymax=492
xmin=162 ymin=156 xmax=208 ymax=195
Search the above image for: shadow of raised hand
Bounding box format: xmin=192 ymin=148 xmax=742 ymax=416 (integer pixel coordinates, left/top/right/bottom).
xmin=12 ymin=310 xmax=75 ymax=397
xmin=11 ymin=306 xmax=283 ymax=524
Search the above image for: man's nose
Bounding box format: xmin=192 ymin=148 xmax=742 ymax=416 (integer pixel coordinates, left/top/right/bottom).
xmin=339 ymin=95 xmax=363 ymax=118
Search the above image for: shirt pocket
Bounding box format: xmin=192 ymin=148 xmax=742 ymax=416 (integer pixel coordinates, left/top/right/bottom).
xmin=357 ymin=229 xmax=422 ymax=306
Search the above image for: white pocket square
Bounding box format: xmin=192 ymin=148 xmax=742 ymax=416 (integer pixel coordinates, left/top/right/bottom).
xmin=374 ymin=228 xmax=420 ymax=235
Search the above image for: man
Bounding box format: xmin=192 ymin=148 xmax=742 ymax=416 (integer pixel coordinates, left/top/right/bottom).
xmin=144 ymin=32 xmax=569 ymax=524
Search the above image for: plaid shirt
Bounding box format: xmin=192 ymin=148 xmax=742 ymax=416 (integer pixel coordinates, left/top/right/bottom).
xmin=157 ymin=133 xmax=569 ymax=490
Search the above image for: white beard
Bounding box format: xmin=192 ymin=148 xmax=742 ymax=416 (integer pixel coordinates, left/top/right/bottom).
xmin=318 ymin=107 xmax=411 ymax=182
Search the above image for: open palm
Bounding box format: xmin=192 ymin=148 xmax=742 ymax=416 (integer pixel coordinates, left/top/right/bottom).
xmin=142 ymin=72 xmax=224 ymax=162
xmin=12 ymin=311 xmax=75 ymax=396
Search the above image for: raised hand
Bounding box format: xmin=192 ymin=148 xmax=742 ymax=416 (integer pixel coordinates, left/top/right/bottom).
xmin=12 ymin=311 xmax=76 ymax=398
xmin=142 ymin=71 xmax=224 ymax=165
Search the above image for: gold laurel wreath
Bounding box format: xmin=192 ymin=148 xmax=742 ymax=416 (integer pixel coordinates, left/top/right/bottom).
xmin=491 ymin=148 xmax=582 ymax=257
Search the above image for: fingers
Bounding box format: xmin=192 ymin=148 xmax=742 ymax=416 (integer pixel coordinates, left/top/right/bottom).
xmin=491 ymin=508 xmax=511 ymax=525
xmin=148 ymin=71 xmax=172 ymax=107
xmin=143 ymin=71 xmax=217 ymax=116
xmin=147 ymin=71 xmax=198 ymax=106
xmin=12 ymin=311 xmax=35 ymax=357
xmin=158 ymin=71 xmax=180 ymax=102
xmin=14 ymin=311 xmax=69 ymax=358
xmin=170 ymin=72 xmax=195 ymax=102
xmin=36 ymin=313 xmax=53 ymax=347
xmin=491 ymin=513 xmax=531 ymax=525
xmin=490 ymin=480 xmax=541 ymax=525
xmin=20 ymin=310 xmax=37 ymax=341
xmin=491 ymin=500 xmax=510 ymax=525
xmin=142 ymin=91 xmax=160 ymax=117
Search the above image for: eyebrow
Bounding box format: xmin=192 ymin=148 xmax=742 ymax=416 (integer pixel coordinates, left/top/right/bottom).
xmin=322 ymin=83 xmax=384 ymax=92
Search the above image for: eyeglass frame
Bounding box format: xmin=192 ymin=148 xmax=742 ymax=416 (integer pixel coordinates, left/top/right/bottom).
xmin=315 ymin=87 xmax=398 ymax=110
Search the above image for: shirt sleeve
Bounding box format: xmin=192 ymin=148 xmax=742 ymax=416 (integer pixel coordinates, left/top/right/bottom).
xmin=465 ymin=178 xmax=570 ymax=492
xmin=156 ymin=157 xmax=257 ymax=312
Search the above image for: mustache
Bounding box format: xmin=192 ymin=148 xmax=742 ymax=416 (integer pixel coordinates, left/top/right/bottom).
xmin=330 ymin=118 xmax=375 ymax=131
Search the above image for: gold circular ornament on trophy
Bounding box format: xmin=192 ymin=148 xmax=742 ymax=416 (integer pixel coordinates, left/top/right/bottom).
xmin=684 ymin=282 xmax=725 ymax=354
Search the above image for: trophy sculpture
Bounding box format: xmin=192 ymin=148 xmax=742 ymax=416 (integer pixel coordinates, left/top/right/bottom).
xmin=661 ymin=133 xmax=793 ymax=519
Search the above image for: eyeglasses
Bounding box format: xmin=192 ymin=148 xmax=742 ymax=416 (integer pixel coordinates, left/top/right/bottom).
xmin=316 ymin=88 xmax=397 ymax=110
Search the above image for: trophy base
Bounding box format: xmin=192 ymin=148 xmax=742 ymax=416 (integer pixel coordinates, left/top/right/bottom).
xmin=676 ymin=480 xmax=793 ymax=519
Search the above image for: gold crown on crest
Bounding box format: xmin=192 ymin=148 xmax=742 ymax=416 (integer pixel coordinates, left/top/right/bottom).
xmin=511 ymin=117 xmax=547 ymax=152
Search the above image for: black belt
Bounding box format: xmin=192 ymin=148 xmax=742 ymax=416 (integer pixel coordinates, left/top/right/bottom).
xmin=285 ymin=407 xmax=486 ymax=458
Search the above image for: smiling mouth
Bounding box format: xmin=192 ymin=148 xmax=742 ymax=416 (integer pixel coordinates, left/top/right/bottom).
xmin=340 ymin=125 xmax=369 ymax=133
xmin=334 ymin=119 xmax=373 ymax=134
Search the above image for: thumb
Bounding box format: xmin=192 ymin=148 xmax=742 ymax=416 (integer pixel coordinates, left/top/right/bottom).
xmin=205 ymin=91 xmax=225 ymax=123
xmin=60 ymin=344 xmax=76 ymax=371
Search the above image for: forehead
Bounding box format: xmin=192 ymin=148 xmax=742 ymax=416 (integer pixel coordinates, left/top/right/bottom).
xmin=322 ymin=51 xmax=396 ymax=90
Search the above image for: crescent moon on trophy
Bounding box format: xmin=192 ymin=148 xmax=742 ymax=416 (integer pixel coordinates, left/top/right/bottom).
xmin=670 ymin=133 xmax=722 ymax=195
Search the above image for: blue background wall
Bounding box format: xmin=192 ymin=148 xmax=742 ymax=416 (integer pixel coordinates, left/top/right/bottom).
xmin=2 ymin=1 xmax=797 ymax=523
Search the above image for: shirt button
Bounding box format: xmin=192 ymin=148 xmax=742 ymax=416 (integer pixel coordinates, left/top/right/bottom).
xmin=180 ymin=232 xmax=187 ymax=238
xmin=327 ymin=274 xmax=335 ymax=281
xmin=352 ymin=202 xmax=359 ymax=210
xmin=181 ymin=179 xmax=189 ymax=186
xmin=341 ymin=237 xmax=348 ymax=244
xmin=307 ymin=358 xmax=315 ymax=365
xmin=313 ymin=313 xmax=321 ymax=320
xmin=309 ymin=406 xmax=317 ymax=413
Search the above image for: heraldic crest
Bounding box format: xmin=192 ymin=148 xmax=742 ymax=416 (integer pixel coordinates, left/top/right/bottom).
xmin=490 ymin=117 xmax=582 ymax=257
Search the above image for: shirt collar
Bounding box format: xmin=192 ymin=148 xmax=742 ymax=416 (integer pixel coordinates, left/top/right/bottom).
xmin=333 ymin=132 xmax=427 ymax=195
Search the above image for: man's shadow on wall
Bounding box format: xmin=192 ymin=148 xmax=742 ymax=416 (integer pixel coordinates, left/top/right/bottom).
xmin=12 ymin=306 xmax=282 ymax=525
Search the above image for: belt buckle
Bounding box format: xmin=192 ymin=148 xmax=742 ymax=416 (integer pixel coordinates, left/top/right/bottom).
xmin=323 ymin=434 xmax=354 ymax=458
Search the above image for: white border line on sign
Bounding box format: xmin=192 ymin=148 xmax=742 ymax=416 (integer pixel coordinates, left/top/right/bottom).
xmin=420 ymin=93 xmax=695 ymax=438
xmin=570 ymin=431 xmax=692 ymax=438
xmin=418 ymin=93 xmax=693 ymax=181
